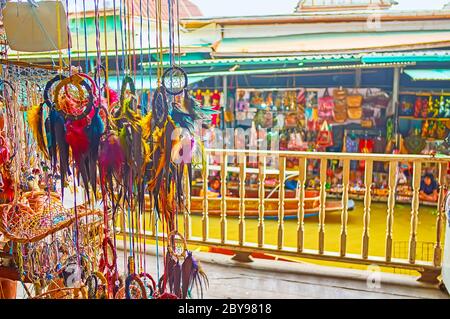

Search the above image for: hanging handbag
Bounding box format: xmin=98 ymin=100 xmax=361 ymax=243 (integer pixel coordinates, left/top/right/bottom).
xmin=333 ymin=88 xmax=347 ymax=123
xmin=285 ymin=112 xmax=298 ymax=127
xmin=413 ymin=97 xmax=422 ymax=118
xmin=365 ymin=89 xmax=390 ymax=108
xmin=361 ymin=119 xmax=373 ymax=128
xmin=333 ymin=88 xmax=348 ymax=101
xmin=347 ymin=89 xmax=363 ymax=120
xmin=263 ymin=110 xmax=273 ymax=128
xmin=334 ymin=98 xmax=347 ymax=112
xmin=317 ymin=121 xmax=334 ymax=148
xmin=297 ymin=89 xmax=306 ymax=106
xmin=347 ymin=89 xmax=363 ymax=108
xmin=318 ymin=88 xmax=335 ymax=121
xmin=333 ymin=110 xmax=347 ymax=123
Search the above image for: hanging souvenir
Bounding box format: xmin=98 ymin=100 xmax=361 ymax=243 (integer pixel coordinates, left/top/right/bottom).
xmin=404 ymin=129 xmax=427 ymax=154
xmin=318 ymin=88 xmax=334 ymax=121
xmin=346 ymin=89 xmax=363 ymax=120
xmin=317 ymin=121 xmax=334 ymax=148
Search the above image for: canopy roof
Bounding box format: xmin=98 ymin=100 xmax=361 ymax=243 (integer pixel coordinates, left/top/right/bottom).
xmin=212 ymin=31 xmax=450 ymax=57
xmin=404 ymin=69 xmax=450 ymax=81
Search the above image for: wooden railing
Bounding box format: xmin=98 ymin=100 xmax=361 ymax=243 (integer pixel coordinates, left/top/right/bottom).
xmin=120 ymin=149 xmax=450 ymax=283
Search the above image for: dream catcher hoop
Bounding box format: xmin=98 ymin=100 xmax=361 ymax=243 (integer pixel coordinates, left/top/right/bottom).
xmin=139 ymin=272 xmax=157 ymax=298
xmin=152 ymin=86 xmax=169 ymax=128
xmin=52 ymin=74 xmax=95 ymax=121
xmin=125 ymin=273 xmax=148 ymax=299
xmin=43 ymin=75 xmax=67 ymax=106
xmin=162 ymin=66 xmax=188 ymax=96
xmin=167 ymin=230 xmax=187 ymax=259
xmin=120 ymin=75 xmax=138 ymax=112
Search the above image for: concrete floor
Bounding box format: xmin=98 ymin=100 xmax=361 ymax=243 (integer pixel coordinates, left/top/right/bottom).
xmin=14 ymin=246 xmax=449 ymax=299
xmin=113 ymin=245 xmax=449 ymax=299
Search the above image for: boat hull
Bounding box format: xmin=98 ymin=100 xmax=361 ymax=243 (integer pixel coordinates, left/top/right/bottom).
xmin=189 ymin=197 xmax=354 ymax=219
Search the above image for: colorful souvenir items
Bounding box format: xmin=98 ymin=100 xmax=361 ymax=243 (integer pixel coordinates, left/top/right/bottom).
xmin=405 ymin=129 xmax=427 ymax=154
xmin=437 ymin=121 xmax=448 ymax=140
xmin=400 ymin=98 xmax=414 ymax=116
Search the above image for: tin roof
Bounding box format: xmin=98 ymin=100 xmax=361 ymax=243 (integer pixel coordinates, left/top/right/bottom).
xmin=212 ymin=31 xmax=450 ymax=57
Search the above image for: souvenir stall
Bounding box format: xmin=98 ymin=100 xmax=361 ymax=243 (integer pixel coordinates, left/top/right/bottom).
xmin=228 ymin=84 xmax=449 ymax=205
xmin=0 ymin=0 xmax=210 ymax=299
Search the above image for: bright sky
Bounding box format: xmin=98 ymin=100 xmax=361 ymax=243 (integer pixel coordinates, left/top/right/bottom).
xmin=190 ymin=0 xmax=449 ymax=17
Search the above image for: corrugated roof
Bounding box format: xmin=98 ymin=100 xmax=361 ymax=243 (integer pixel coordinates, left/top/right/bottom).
xmin=362 ymin=50 xmax=450 ymax=63
xmin=143 ymin=54 xmax=362 ymax=68
xmin=213 ymin=31 xmax=450 ymax=56
xmin=404 ymin=69 xmax=450 ymax=81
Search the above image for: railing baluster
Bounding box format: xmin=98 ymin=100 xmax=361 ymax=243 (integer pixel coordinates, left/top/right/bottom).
xmin=220 ymin=153 xmax=228 ymax=244
xmin=386 ymin=160 xmax=397 ymax=262
xmin=202 ymin=153 xmax=209 ymax=242
xmin=184 ymin=165 xmax=191 ymax=240
xmin=297 ymin=157 xmax=307 ymax=253
xmin=277 ymin=157 xmax=286 ymax=250
xmin=239 ymin=154 xmax=246 ymax=246
xmin=362 ymin=160 xmax=373 ymax=259
xmin=434 ymin=162 xmax=446 ymax=267
xmin=340 ymin=159 xmax=350 ymax=257
xmin=258 ymin=156 xmax=266 ymax=248
xmin=409 ymin=161 xmax=422 ymax=264
xmin=318 ymin=158 xmax=327 ymax=255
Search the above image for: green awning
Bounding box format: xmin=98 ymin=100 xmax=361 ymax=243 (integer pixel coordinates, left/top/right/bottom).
xmin=404 ymin=69 xmax=450 ymax=81
xmin=362 ymin=51 xmax=450 ymax=63
xmin=108 ymin=74 xmax=209 ymax=90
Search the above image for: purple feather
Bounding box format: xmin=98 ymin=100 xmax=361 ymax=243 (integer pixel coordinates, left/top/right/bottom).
xmin=98 ymin=132 xmax=125 ymax=178
xmin=181 ymin=251 xmax=208 ymax=299
xmin=173 ymin=261 xmax=182 ymax=298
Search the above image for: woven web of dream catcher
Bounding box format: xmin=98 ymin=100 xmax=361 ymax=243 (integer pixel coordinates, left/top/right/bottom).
xmin=4 ymin=65 xmax=64 ymax=107
xmin=0 ymin=192 xmax=101 ymax=244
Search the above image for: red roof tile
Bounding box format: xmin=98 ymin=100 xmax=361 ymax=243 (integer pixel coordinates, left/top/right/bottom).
xmin=126 ymin=0 xmax=202 ymax=20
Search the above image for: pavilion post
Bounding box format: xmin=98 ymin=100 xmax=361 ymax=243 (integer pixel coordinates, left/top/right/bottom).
xmin=392 ymin=67 xmax=401 ymax=148
xmin=222 ymin=75 xmax=228 ymax=130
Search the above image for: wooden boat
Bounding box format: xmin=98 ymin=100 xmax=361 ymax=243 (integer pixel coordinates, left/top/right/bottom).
xmin=190 ymin=186 xmax=354 ymax=219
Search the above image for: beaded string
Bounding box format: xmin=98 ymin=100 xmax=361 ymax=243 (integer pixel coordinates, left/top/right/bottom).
xmin=82 ymin=0 xmax=89 ymax=73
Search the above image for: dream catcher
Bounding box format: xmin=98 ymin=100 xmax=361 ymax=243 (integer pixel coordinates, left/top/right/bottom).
xmin=162 ymin=66 xmax=188 ymax=96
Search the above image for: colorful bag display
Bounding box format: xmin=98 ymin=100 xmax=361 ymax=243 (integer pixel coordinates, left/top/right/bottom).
xmin=317 ymin=121 xmax=334 ymax=148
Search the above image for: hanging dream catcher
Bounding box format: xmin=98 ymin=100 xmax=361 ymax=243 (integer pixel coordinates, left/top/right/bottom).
xmin=152 ymin=86 xmax=169 ymax=128
xmin=52 ymin=74 xmax=95 ymax=121
xmin=162 ymin=66 xmax=188 ymax=96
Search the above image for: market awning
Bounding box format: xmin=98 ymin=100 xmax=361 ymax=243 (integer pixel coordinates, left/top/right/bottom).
xmin=404 ymin=69 xmax=450 ymax=81
xmin=213 ymin=31 xmax=450 ymax=56
xmin=108 ymin=74 xmax=209 ymax=90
